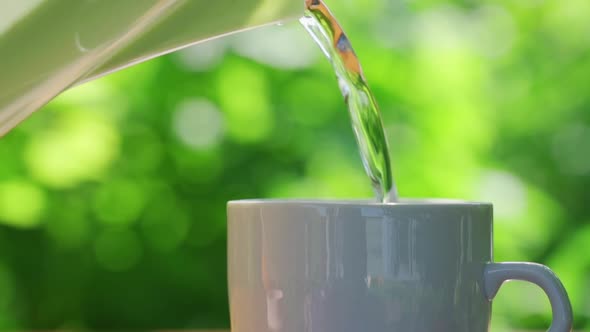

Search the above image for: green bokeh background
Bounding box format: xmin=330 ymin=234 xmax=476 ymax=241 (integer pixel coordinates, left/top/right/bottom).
xmin=1 ymin=0 xmax=590 ymax=330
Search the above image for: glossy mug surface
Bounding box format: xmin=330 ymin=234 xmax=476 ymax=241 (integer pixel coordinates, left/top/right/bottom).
xmin=227 ymin=199 xmax=572 ymax=332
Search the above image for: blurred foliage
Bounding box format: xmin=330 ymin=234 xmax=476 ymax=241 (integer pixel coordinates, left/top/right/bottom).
xmin=1 ymin=0 xmax=590 ymax=330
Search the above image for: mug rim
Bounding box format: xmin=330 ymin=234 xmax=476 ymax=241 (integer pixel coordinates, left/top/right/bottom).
xmin=228 ymin=198 xmax=492 ymax=208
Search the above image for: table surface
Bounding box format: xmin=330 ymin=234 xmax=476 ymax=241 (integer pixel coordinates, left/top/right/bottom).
xmin=109 ymin=330 xmax=588 ymax=332
xmin=24 ymin=328 xmax=583 ymax=331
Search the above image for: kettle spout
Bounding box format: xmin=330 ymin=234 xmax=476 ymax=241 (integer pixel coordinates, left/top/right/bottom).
xmin=0 ymin=0 xmax=304 ymax=136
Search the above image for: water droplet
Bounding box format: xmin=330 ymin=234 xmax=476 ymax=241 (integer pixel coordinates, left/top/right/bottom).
xmin=74 ymin=31 xmax=91 ymax=52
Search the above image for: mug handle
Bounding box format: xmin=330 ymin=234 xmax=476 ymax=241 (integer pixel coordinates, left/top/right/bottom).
xmin=484 ymin=262 xmax=573 ymax=332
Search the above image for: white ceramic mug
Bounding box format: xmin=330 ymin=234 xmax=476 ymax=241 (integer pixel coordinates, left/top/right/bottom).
xmin=227 ymin=199 xmax=573 ymax=332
